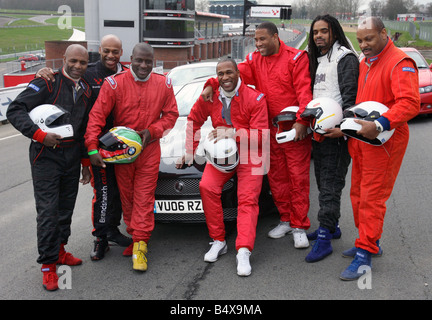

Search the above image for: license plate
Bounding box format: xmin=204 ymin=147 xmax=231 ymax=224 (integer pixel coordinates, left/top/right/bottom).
xmin=154 ymin=200 xmax=204 ymax=214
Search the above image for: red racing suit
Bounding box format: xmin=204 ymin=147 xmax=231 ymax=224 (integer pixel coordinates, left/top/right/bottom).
xmin=205 ymin=41 xmax=313 ymax=229
xmin=350 ymin=38 xmax=420 ymax=253
xmin=187 ymin=80 xmax=268 ymax=251
xmin=85 ymin=70 xmax=179 ymax=243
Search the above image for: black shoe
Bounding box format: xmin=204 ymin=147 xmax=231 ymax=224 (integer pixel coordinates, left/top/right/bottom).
xmin=90 ymin=237 xmax=109 ymax=261
xmin=107 ymin=228 xmax=132 ymax=247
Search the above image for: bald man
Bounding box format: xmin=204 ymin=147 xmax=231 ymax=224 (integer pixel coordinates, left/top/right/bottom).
xmin=85 ymin=42 xmax=179 ymax=272
xmin=339 ymin=17 xmax=420 ymax=281
xmin=7 ymin=44 xmax=93 ymax=291
xmin=37 ymin=35 xmax=132 ymax=260
xmin=81 ymin=34 xmax=133 ymax=261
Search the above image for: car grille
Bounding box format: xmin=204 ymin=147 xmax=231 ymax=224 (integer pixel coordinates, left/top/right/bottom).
xmin=154 ymin=207 xmax=237 ymax=223
xmin=155 ymin=178 xmax=234 ymax=196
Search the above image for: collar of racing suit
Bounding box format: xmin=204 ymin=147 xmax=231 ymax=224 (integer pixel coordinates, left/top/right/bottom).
xmin=62 ymin=67 xmax=81 ymax=85
xmin=365 ymin=37 xmax=390 ymax=66
xmin=220 ymin=77 xmax=241 ymax=99
xmin=130 ymin=67 xmax=151 ymax=82
xmin=62 ymin=67 xmax=83 ymax=99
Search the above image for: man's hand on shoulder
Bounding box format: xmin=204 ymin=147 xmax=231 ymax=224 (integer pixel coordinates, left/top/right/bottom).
xmin=201 ymin=86 xmax=213 ymax=102
xmin=35 ymin=67 xmax=55 ymax=82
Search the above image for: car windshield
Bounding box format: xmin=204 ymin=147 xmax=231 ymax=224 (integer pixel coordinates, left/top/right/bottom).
xmin=405 ymin=51 xmax=429 ymax=69
xmin=175 ymin=80 xmax=206 ymax=116
xmin=168 ymin=66 xmax=215 ymax=87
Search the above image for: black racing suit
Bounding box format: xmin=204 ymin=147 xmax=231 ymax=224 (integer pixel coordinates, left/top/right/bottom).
xmin=7 ymin=68 xmax=92 ymax=264
xmin=84 ymin=61 xmax=127 ymax=238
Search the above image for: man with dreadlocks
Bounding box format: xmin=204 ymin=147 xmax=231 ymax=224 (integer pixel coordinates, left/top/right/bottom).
xmin=304 ymin=15 xmax=359 ymax=263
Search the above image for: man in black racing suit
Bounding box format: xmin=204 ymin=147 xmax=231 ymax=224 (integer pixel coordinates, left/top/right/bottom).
xmin=7 ymin=44 xmax=92 ymax=291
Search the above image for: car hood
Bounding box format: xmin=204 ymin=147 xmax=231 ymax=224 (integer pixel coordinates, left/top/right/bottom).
xmin=419 ymin=68 xmax=432 ymax=87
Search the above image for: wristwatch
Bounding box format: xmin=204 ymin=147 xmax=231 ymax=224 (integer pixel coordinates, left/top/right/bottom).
xmin=374 ymin=120 xmax=383 ymax=133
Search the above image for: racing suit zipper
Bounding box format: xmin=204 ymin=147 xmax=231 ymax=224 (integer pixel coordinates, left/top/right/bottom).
xmin=364 ymin=62 xmax=372 ymax=85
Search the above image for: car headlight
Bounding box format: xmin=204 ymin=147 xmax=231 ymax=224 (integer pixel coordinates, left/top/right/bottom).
xmin=420 ymin=85 xmax=432 ymax=94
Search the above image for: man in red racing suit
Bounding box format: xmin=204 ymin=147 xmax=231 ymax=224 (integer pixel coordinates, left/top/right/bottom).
xmin=340 ymin=17 xmax=420 ymax=280
xmin=85 ymin=43 xmax=178 ymax=272
xmin=202 ymin=22 xmax=313 ymax=248
xmin=177 ymin=58 xmax=268 ymax=276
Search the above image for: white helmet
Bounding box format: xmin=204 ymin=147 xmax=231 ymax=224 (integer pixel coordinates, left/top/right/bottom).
xmin=301 ymin=97 xmax=343 ymax=134
xmin=203 ymin=137 xmax=239 ymax=173
xmin=340 ymin=101 xmax=394 ymax=145
xmin=273 ymin=106 xmax=302 ymax=143
xmin=29 ymin=104 xmax=73 ymax=138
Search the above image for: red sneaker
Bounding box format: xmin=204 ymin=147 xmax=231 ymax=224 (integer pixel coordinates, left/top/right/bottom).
xmin=57 ymin=244 xmax=82 ymax=266
xmin=123 ymin=243 xmax=133 ymax=256
xmin=41 ymin=264 xmax=58 ymax=291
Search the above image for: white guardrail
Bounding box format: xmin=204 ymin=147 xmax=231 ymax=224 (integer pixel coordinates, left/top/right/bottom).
xmin=0 ymin=83 xmax=27 ymax=121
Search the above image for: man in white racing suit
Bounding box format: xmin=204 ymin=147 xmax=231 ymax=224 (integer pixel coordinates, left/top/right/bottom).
xmin=304 ymin=14 xmax=359 ymax=263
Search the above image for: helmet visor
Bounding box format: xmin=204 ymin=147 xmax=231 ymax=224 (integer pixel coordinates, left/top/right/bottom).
xmin=99 ymin=132 xmax=123 ymax=151
xmin=44 ymin=110 xmax=65 ymax=126
xmin=301 ymin=107 xmax=323 ymax=119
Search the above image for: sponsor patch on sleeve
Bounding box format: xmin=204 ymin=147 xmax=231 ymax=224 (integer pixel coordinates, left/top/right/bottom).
xmin=402 ymin=67 xmax=415 ymax=73
xmin=256 ymin=93 xmax=264 ymax=101
xmin=293 ymin=52 xmax=301 ymax=61
xmin=248 ymin=52 xmax=253 ymax=61
xmin=106 ymin=76 xmax=117 ymax=89
xmin=166 ymin=77 xmax=172 ymax=88
xmin=28 ymin=83 xmax=40 ymax=92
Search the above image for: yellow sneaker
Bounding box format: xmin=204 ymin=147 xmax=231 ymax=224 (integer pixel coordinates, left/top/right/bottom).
xmin=132 ymin=241 xmax=148 ymax=271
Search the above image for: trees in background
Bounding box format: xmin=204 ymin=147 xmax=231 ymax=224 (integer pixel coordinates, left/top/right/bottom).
xmin=289 ymin=0 xmax=432 ymax=20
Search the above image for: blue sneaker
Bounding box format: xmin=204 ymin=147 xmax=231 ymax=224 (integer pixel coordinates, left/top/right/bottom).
xmin=307 ymin=225 xmax=341 ymax=240
xmin=340 ymin=248 xmax=372 ymax=281
xmin=305 ymin=227 xmax=333 ymax=263
xmin=342 ymin=240 xmax=383 ymax=258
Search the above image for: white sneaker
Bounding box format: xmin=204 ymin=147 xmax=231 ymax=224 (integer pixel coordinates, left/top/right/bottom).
xmin=293 ymin=228 xmax=309 ymax=248
xmin=267 ymin=221 xmax=293 ymax=239
xmin=236 ymin=248 xmax=251 ymax=276
xmin=204 ymin=240 xmax=227 ymax=262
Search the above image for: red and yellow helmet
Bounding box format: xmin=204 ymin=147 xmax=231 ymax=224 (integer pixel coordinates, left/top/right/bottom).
xmin=98 ymin=126 xmax=143 ymax=164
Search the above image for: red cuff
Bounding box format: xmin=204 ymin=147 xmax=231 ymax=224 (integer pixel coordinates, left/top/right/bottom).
xmin=87 ymin=143 xmax=99 ymax=152
xmin=81 ymin=158 xmax=91 ymax=167
xmin=204 ymin=77 xmax=219 ymax=91
xmin=32 ymin=129 xmax=47 ymax=144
